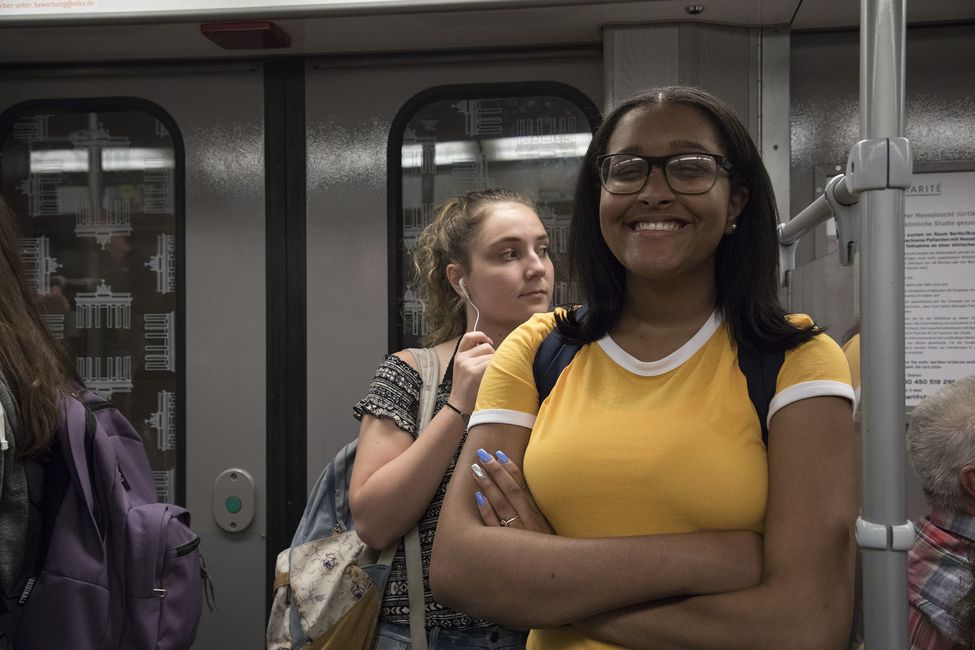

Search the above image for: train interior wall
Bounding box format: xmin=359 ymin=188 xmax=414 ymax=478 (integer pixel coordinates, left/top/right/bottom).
xmin=788 ymin=22 xmax=975 ymax=522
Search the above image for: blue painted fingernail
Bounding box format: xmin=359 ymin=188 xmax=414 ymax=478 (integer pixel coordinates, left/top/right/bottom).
xmin=475 ymin=491 xmax=486 ymax=507
xmin=495 ymin=450 xmax=510 ymax=464
xmin=476 ymin=448 xmax=492 ymax=463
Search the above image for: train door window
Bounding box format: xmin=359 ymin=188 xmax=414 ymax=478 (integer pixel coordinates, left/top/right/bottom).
xmin=390 ymin=83 xmax=600 ymax=349
xmin=0 ymin=100 xmax=184 ymax=503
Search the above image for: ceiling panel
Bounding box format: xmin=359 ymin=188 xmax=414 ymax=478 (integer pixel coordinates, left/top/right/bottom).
xmin=0 ymin=0 xmax=800 ymax=63
xmin=0 ymin=0 xmax=970 ymax=64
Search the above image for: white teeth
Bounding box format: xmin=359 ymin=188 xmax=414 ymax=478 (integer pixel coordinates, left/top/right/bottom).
xmin=632 ymin=221 xmax=683 ymax=232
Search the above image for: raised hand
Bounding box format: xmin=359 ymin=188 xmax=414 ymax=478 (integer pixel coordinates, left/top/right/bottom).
xmin=447 ymin=331 xmax=495 ymax=415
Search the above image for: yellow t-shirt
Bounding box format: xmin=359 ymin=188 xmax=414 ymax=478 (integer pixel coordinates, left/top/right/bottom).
xmin=471 ymin=310 xmax=854 ymax=650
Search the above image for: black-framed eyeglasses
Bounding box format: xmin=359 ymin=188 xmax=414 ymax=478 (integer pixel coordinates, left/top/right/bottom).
xmin=596 ymin=152 xmax=733 ymax=195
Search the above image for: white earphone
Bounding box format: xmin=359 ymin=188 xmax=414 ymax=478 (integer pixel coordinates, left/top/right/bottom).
xmin=458 ymin=278 xmax=480 ymax=332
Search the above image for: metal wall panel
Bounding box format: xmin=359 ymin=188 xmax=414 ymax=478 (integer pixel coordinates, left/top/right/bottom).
xmin=790 ymin=23 xmax=975 ymax=340
xmin=304 ymin=52 xmax=602 ymax=485
xmin=789 ymin=23 xmax=975 ymax=522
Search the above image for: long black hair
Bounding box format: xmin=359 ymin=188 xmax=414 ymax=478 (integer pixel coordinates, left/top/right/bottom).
xmin=556 ymin=86 xmax=818 ymax=351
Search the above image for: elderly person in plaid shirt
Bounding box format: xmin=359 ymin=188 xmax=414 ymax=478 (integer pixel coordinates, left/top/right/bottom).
xmin=907 ymin=375 xmax=975 ymax=649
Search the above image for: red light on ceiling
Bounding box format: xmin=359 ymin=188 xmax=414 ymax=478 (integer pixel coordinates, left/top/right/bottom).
xmin=200 ymin=21 xmax=292 ymax=50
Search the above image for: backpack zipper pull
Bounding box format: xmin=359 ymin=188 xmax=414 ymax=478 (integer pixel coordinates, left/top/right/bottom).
xmin=200 ymin=553 xmax=218 ymax=611
xmin=117 ymin=463 xmax=132 ymax=490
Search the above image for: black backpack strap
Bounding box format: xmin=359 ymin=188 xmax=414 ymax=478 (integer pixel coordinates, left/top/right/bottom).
xmin=737 ymin=344 xmax=785 ymax=447
xmin=532 ymin=306 xmax=586 ymax=403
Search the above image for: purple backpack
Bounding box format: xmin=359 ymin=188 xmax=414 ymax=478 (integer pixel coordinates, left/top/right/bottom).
xmin=0 ymin=390 xmax=207 ymax=649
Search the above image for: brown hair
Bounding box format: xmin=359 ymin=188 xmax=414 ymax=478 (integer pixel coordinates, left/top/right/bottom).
xmin=412 ymin=188 xmax=535 ymax=346
xmin=0 ymin=197 xmax=78 ymax=456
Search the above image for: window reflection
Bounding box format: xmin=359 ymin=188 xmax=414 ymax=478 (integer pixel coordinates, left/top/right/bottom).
xmin=396 ymin=92 xmax=597 ymax=348
xmin=0 ymin=105 xmax=182 ymax=504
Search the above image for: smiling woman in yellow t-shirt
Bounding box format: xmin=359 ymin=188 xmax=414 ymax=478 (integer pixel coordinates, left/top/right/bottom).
xmin=430 ymin=86 xmax=856 ymax=649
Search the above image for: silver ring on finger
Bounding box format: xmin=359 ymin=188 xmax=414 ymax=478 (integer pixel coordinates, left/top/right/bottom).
xmin=499 ymin=515 xmax=520 ymax=527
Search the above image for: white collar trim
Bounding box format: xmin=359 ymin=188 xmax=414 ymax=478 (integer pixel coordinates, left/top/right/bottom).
xmin=596 ymin=309 xmax=723 ymax=376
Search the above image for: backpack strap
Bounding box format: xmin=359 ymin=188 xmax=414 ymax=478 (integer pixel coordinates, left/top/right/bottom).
xmin=532 ymin=305 xmax=587 ymax=403
xmin=402 ymin=347 xmax=439 ymax=650
xmin=54 ymin=396 xmax=102 ymax=533
xmin=736 ymin=344 xmax=785 ymax=447
xmin=410 ymin=348 xmax=440 ymax=433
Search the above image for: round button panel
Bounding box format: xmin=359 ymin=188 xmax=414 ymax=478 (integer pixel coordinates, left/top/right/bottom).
xmin=213 ymin=468 xmax=255 ymax=533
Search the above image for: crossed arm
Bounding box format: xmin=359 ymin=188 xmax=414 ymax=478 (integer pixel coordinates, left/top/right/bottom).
xmin=429 ymin=427 xmax=765 ymax=629
xmin=430 ymin=395 xmax=857 ymax=648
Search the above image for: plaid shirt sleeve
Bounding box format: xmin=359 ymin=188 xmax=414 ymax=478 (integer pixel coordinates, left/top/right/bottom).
xmin=908 ymin=513 xmax=975 ymax=649
xmin=910 ymin=605 xmax=962 ymax=650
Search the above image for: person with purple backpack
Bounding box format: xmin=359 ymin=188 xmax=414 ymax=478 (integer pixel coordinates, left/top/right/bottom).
xmin=0 ymin=197 xmax=80 ymax=649
xmin=0 ymin=196 xmax=206 ymax=650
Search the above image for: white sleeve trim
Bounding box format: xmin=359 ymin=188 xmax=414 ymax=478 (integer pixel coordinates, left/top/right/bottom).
xmin=468 ymin=408 xmax=536 ymax=430
xmin=767 ymin=380 xmax=856 ymax=427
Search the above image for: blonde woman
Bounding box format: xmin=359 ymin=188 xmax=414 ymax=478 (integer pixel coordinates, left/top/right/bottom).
xmin=350 ymin=189 xmax=554 ymax=649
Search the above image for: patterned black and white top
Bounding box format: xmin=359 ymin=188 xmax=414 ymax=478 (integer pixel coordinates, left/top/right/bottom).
xmin=353 ymin=353 xmax=491 ymax=630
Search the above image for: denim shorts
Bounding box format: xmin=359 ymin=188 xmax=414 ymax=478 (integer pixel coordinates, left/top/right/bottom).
xmin=374 ymin=620 xmax=527 ymax=650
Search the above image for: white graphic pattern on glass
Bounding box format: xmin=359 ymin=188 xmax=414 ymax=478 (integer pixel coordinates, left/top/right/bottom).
xmin=147 ymin=233 xmax=176 ymax=294
xmin=144 ymin=312 xmax=176 ymax=372
xmin=19 ymin=236 xmax=61 ymax=294
xmin=143 ymin=162 xmax=173 ymax=214
xmin=75 ymin=197 xmax=133 ymax=248
xmin=75 ymin=281 xmax=132 ymax=329
xmin=402 ymin=287 xmax=426 ymax=338
xmin=13 ymin=114 xmax=51 ymax=143
xmin=40 ymin=314 xmax=65 ymax=340
xmin=17 ymin=174 xmax=63 ymax=217
xmin=147 ymin=390 xmax=176 ymax=452
xmin=153 ymin=469 xmax=175 ymax=504
xmin=455 ymin=100 xmax=503 ymax=137
xmin=77 ymin=355 xmax=133 ymax=398
xmin=403 ymin=202 xmax=435 ymax=241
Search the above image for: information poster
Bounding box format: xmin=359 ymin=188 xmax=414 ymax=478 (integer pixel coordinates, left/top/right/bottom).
xmin=904 ymin=170 xmax=975 ymax=406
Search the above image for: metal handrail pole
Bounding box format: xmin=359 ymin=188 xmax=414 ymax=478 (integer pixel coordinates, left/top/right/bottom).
xmin=779 ymin=174 xmax=861 ymax=247
xmin=859 ymin=0 xmax=909 ymax=646
xmin=779 ymin=193 xmax=832 ymax=246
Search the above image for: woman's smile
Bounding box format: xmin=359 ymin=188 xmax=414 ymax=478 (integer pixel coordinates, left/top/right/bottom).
xmin=633 ymin=221 xmax=682 ymax=232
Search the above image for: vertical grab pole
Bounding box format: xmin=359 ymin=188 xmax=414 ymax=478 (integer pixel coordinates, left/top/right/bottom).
xmin=859 ymin=0 xmax=909 ymax=647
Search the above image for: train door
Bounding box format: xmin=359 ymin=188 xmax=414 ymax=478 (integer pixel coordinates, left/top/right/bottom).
xmin=303 ymin=50 xmax=603 ymax=481
xmin=0 ymin=64 xmax=267 ymax=648
xmin=0 ymin=50 xmax=602 ymax=648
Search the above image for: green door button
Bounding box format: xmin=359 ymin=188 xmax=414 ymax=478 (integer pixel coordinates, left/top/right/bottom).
xmin=214 ymin=468 xmax=255 ymax=533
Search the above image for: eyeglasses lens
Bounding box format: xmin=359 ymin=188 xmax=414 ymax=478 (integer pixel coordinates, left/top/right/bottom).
xmin=600 ymin=154 xmax=719 ymax=195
